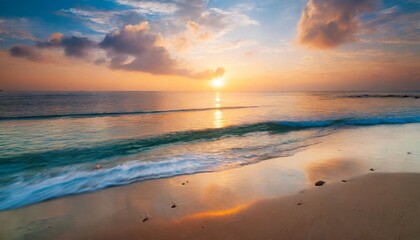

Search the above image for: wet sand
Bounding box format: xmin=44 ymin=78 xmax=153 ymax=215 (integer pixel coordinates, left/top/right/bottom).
xmin=79 ymin=173 xmax=420 ymax=240
xmin=1 ymin=124 xmax=419 ymax=239
xmin=10 ymin=173 xmax=419 ymax=240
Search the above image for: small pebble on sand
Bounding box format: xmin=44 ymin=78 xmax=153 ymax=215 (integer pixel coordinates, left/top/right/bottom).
xmin=315 ymin=180 xmax=325 ymax=186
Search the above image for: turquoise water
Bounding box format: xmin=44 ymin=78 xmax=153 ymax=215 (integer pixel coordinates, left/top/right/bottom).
xmin=0 ymin=91 xmax=419 ymax=210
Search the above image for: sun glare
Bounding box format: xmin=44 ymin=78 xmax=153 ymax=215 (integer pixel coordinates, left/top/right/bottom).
xmin=211 ymin=77 xmax=224 ymax=88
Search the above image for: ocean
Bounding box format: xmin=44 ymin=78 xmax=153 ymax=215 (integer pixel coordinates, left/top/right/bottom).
xmin=0 ymin=91 xmax=419 ymax=210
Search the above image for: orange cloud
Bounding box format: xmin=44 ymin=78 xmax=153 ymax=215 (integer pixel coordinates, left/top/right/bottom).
xmin=297 ymin=0 xmax=377 ymax=49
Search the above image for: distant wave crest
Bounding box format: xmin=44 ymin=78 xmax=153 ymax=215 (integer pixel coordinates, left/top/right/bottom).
xmin=0 ymin=105 xmax=258 ymax=121
xmin=342 ymin=94 xmax=420 ymax=99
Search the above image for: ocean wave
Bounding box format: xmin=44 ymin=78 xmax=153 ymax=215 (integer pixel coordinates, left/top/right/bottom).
xmin=0 ymin=141 xmax=311 ymax=211
xmin=276 ymin=116 xmax=420 ymax=127
xmin=342 ymin=94 xmax=420 ymax=99
xmin=1 ymin=116 xmax=419 ymax=174
xmin=0 ymin=156 xmax=219 ymax=210
xmin=0 ymin=105 xmax=257 ymax=121
xmin=0 ymin=116 xmax=419 ymax=210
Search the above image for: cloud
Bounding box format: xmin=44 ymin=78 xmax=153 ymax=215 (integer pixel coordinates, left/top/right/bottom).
xmin=60 ymin=1 xmax=258 ymax=55
xmin=60 ymin=8 xmax=147 ymax=34
xmin=10 ymin=45 xmax=45 ymax=62
xmin=361 ymin=6 xmax=420 ymax=45
xmin=198 ymin=7 xmax=259 ymax=32
xmin=192 ymin=67 xmax=225 ymax=79
xmin=99 ymin=21 xmax=224 ymax=79
xmin=100 ymin=22 xmax=178 ymax=74
xmin=0 ymin=18 xmax=35 ymax=40
xmin=168 ymin=4 xmax=259 ymax=52
xmin=297 ymin=0 xmax=377 ymax=49
xmin=9 ymin=32 xmax=97 ymax=62
xmin=115 ymin=0 xmax=178 ymax=14
xmin=35 ymin=33 xmax=96 ymax=57
xmin=9 ymin=19 xmax=225 ymax=80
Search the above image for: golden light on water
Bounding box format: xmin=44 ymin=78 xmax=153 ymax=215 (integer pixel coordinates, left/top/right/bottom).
xmin=214 ymin=92 xmax=223 ymax=128
xmin=214 ymin=110 xmax=223 ymax=128
xmin=215 ymin=92 xmax=221 ymax=103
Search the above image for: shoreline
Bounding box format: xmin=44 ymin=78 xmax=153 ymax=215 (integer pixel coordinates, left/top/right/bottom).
xmin=3 ymin=173 xmax=419 ymax=240
xmin=1 ymin=124 xmax=419 ymax=239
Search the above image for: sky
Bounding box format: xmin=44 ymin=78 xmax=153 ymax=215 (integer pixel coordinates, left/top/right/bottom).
xmin=0 ymin=0 xmax=419 ymax=91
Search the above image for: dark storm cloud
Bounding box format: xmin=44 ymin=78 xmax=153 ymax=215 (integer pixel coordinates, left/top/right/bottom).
xmin=297 ymin=0 xmax=378 ymax=49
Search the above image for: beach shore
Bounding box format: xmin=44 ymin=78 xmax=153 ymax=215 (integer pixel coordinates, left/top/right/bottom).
xmin=1 ymin=124 xmax=419 ymax=239
xmin=4 ymin=173 xmax=419 ymax=240
xmin=75 ymin=173 xmax=420 ymax=240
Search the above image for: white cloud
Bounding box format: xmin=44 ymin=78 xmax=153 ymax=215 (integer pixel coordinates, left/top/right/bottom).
xmin=0 ymin=18 xmax=35 ymax=40
xmin=115 ymin=0 xmax=178 ymax=14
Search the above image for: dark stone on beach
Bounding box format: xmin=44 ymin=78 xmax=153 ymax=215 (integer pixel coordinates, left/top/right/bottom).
xmin=407 ymin=152 xmax=411 ymax=155
xmin=171 ymin=204 xmax=177 ymax=208
xmin=297 ymin=203 xmax=303 ymax=206
xmin=341 ymin=180 xmax=347 ymax=183
xmin=182 ymin=183 xmax=185 ymax=185
xmin=370 ymin=168 xmax=375 ymax=171
xmin=142 ymin=217 xmax=149 ymax=222
xmin=186 ymin=181 xmax=189 ymax=183
xmin=315 ymin=180 xmax=325 ymax=186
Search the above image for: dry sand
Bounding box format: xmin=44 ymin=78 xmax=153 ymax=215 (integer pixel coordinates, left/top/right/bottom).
xmin=52 ymin=173 xmax=420 ymax=240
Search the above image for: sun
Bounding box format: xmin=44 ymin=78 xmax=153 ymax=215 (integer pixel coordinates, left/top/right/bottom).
xmin=211 ymin=77 xmax=224 ymax=88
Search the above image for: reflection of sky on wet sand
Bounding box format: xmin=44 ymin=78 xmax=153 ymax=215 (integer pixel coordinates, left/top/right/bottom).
xmin=185 ymin=203 xmax=251 ymax=219
xmin=1 ymin=124 xmax=420 ymax=239
xmin=305 ymin=159 xmax=365 ymax=183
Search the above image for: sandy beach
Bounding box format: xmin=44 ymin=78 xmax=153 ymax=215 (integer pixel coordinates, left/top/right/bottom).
xmin=69 ymin=173 xmax=420 ymax=240
xmin=1 ymin=124 xmax=419 ymax=240
xmin=2 ymin=173 xmax=419 ymax=240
